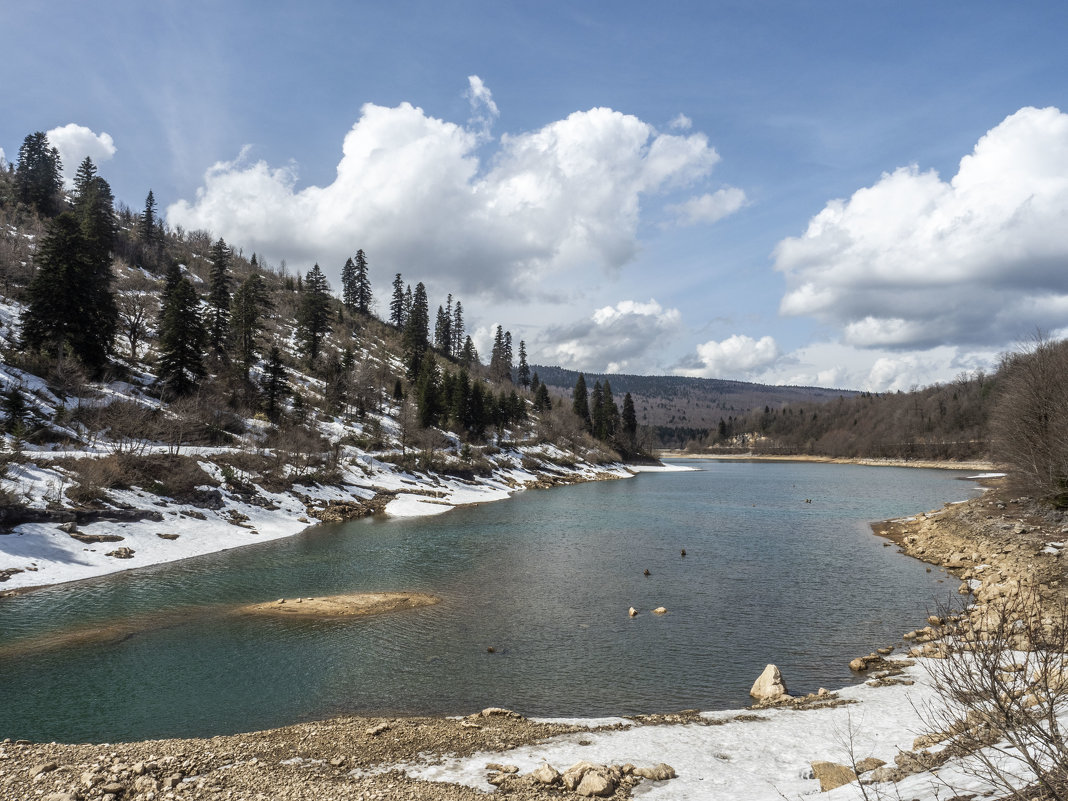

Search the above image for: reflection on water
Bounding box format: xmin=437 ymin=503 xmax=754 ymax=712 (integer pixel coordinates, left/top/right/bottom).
xmin=0 ymin=461 xmax=979 ymax=743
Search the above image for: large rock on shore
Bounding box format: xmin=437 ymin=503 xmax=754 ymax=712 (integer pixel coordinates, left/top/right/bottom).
xmin=750 ymin=663 xmax=789 ymax=700
xmin=811 ymin=760 xmax=857 ymax=791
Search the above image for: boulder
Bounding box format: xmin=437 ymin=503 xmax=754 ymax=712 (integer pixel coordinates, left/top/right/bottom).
xmin=652 ymin=606 xmax=668 ymax=614
xmin=105 ymin=547 xmax=135 ymax=559
xmin=749 ymin=663 xmax=788 ymax=700
xmin=810 ymin=760 xmax=857 ymax=791
xmin=633 ymin=762 xmax=676 ymax=780
xmin=849 ymin=657 xmax=869 ymax=671
xmin=855 ymin=757 xmax=886 ymax=774
xmin=562 ymin=761 xmax=598 ymax=791
xmin=529 ymin=763 xmax=560 ymax=785
xmin=628 ymin=607 xmax=638 ymax=617
xmin=577 ymin=769 xmax=617 ymax=797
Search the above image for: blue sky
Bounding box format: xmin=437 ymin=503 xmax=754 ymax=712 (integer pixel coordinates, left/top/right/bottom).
xmin=4 ymin=1 xmax=1068 ymax=390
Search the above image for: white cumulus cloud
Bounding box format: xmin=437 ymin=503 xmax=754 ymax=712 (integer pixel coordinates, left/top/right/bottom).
xmin=167 ymin=81 xmax=724 ymax=303
xmin=667 ymin=186 xmax=748 ymax=226
xmin=45 ymin=124 xmax=117 ymax=187
xmin=669 ymin=113 xmax=692 ymax=130
xmin=773 ymin=106 xmax=1068 ymax=350
xmin=538 ymin=299 xmax=682 ymax=374
xmin=675 ymin=334 xmax=781 ymax=379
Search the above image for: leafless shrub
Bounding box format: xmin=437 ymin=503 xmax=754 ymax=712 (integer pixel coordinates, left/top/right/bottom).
xmin=920 ymin=588 xmax=1068 ymax=800
xmin=62 ymin=453 xmax=217 ymax=505
xmin=992 ymin=335 xmax=1068 ymax=506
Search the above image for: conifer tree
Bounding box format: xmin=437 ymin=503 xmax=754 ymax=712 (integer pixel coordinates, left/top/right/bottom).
xmin=262 ymin=346 xmax=288 ymax=420
xmin=341 ymin=256 xmax=357 ymax=312
xmin=207 ymin=238 xmax=232 ymax=355
xmin=15 ymin=132 xmax=63 ymax=216
xmin=140 ymin=191 xmax=158 ymax=244
xmin=572 ymin=374 xmax=591 ymax=431
xmin=602 ymin=380 xmax=620 ymax=441
xmin=403 ymin=282 xmax=430 ymax=378
xmin=3 ymin=385 xmax=28 ymax=434
xmin=389 ymin=273 xmax=405 ymax=327
xmin=459 ymin=335 xmax=478 ymax=367
xmin=534 ymin=381 xmax=551 ymax=412
xmin=353 ymin=249 xmax=371 ymax=314
xmin=517 ymin=341 xmax=530 ymax=388
xmin=530 ymin=371 xmax=541 ymax=396
xmin=297 ymin=263 xmax=332 ymax=362
xmin=415 ymin=353 xmax=441 ymax=428
xmin=622 ymin=392 xmax=638 ymax=445
xmin=434 ymin=302 xmax=452 ymax=356
xmin=591 ymin=380 xmax=606 ymax=439
xmin=157 ymin=277 xmax=206 ymax=396
xmin=21 ymin=208 xmax=116 ymax=371
xmin=451 ymin=300 xmax=465 ymax=355
xmin=403 ymin=284 xmax=413 ymax=323
xmin=230 ymin=273 xmax=272 ymax=380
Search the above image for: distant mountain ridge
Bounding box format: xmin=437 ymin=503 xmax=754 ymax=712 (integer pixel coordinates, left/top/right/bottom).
xmin=531 ymin=364 xmax=858 ymax=432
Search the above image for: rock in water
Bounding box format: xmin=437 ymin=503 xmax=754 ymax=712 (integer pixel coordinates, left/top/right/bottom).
xmin=628 ymin=607 xmax=638 ymax=617
xmin=749 ymin=663 xmax=789 ymax=700
xmin=810 ymin=761 xmax=857 ymax=791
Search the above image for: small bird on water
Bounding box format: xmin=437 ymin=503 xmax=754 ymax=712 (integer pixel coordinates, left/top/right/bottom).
xmin=681 ymin=548 xmax=687 ymax=557
xmin=643 ymin=568 xmax=651 ymax=576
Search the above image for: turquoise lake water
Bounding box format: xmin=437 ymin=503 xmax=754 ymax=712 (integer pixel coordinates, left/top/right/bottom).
xmin=0 ymin=461 xmax=980 ymax=743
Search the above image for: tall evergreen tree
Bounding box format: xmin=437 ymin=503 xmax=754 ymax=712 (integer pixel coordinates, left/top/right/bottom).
xmin=572 ymin=374 xmax=591 ymax=431
xmin=459 ymin=335 xmax=478 ymax=367
xmin=590 ymin=380 xmax=606 ymax=439
xmin=622 ymin=392 xmax=638 ymax=445
xmin=601 ymin=380 xmax=620 ymax=441
xmin=403 ymin=282 xmax=430 ymax=378
xmin=297 ymin=263 xmax=332 ymax=362
xmin=517 ymin=341 xmax=530 ymax=388
xmin=415 ymin=353 xmax=441 ymax=429
xmin=21 ymin=208 xmax=116 ymax=371
xmin=353 ymin=249 xmax=372 ymax=315
xmin=229 ymin=273 xmax=273 ymax=380
xmin=262 ymin=346 xmax=288 ymax=420
xmin=403 ymin=284 xmax=413 ymax=323
xmin=140 ymin=190 xmax=158 ymax=243
xmin=534 ymin=381 xmax=551 ymax=413
xmin=451 ymin=300 xmax=465 ymax=355
xmin=389 ymin=272 xmax=405 ymax=327
xmin=15 ymin=132 xmax=63 ymax=216
xmin=206 ymin=238 xmax=232 ymax=355
xmin=489 ymin=326 xmax=507 ymax=382
xmin=341 ymin=256 xmax=358 ymax=312
xmin=157 ymin=277 xmax=206 ymax=396
xmin=434 ymin=303 xmax=452 ymax=355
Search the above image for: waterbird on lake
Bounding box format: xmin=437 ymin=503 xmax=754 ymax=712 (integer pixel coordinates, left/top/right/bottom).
xmin=681 ymin=548 xmax=687 ymax=557
xmin=644 ymin=568 xmax=650 ymax=576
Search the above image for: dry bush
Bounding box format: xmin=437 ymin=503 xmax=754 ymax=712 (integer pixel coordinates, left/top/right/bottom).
xmin=993 ymin=336 xmax=1068 ymax=506
xmin=921 ymin=588 xmax=1068 ymax=800
xmin=63 ymin=453 xmax=217 ymax=505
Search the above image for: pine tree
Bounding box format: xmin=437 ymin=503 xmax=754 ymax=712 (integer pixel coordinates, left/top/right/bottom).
xmin=403 ymin=282 xmax=430 ymax=378
xmin=140 ymin=190 xmax=158 ymax=244
xmin=297 ymin=263 xmax=332 ymax=361
xmin=230 ymin=273 xmax=272 ymax=380
xmin=489 ymin=326 xmax=507 ymax=382
xmin=415 ymin=353 xmax=441 ymax=429
xmin=530 ymin=371 xmax=541 ymax=396
xmin=207 ymin=238 xmax=232 ymax=355
xmin=622 ymin=392 xmax=638 ymax=445
xmin=434 ymin=303 xmax=452 ymax=355
xmin=503 ymin=331 xmax=513 ymax=382
xmin=262 ymin=346 xmax=288 ymax=420
xmin=572 ymin=374 xmax=591 ymax=431
xmin=451 ymin=300 xmax=465 ymax=355
xmin=517 ymin=341 xmax=530 ymax=388
xmin=389 ymin=272 xmax=405 ymax=327
xmin=157 ymin=277 xmax=206 ymax=396
xmin=591 ymin=381 xmax=606 ymax=439
xmin=21 ymin=208 xmax=116 ymax=371
xmin=3 ymin=386 xmax=28 ymax=434
xmin=354 ymin=249 xmax=372 ymax=314
xmin=341 ymin=256 xmax=357 ymax=312
xmin=602 ymin=380 xmax=620 ymax=441
xmin=534 ymin=382 xmax=551 ymax=412
xmin=459 ymin=335 xmax=478 ymax=367
xmin=403 ymin=285 xmax=413 ymax=323
xmin=15 ymin=132 xmax=63 ymax=216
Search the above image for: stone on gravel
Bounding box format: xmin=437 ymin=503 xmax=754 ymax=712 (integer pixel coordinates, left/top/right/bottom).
xmin=530 ymin=763 xmax=560 ymax=785
xmin=811 ymin=760 xmax=857 ymax=791
xmin=633 ymin=762 xmax=676 ymax=780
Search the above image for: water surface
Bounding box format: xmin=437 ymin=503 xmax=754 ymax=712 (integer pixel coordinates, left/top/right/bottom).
xmin=0 ymin=461 xmax=978 ymax=742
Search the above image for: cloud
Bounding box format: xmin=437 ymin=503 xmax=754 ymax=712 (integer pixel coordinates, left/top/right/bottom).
xmin=466 ymin=74 xmax=499 ymax=141
xmin=675 ymin=334 xmax=781 ymax=379
xmin=167 ymin=81 xmax=724 ymax=303
xmin=669 ymin=113 xmax=692 ymax=131
xmin=667 ymin=187 xmax=748 ymax=226
xmin=773 ymin=106 xmax=1068 ymax=350
xmin=537 ymin=299 xmax=682 ymax=373
xmin=45 ymin=124 xmax=117 ymax=187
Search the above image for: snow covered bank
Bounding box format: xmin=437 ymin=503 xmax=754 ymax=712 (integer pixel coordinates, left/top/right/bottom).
xmin=0 ymin=447 xmax=635 ymax=592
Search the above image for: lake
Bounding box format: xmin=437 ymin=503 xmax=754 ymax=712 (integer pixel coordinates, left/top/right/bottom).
xmin=0 ymin=460 xmax=979 ymax=743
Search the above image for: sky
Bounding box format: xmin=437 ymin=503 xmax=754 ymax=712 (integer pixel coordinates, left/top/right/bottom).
xmin=4 ymin=1 xmax=1068 ymax=392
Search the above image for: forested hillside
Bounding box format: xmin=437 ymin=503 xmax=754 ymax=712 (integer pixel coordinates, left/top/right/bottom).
xmin=0 ymin=133 xmax=648 ymax=496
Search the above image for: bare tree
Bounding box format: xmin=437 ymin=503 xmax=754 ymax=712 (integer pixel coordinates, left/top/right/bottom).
xmin=117 ymin=291 xmax=154 ymax=360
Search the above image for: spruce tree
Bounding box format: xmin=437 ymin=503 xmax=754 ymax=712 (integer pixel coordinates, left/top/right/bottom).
xmin=572 ymin=374 xmax=591 ymax=431
xmin=157 ymin=277 xmax=206 ymax=396
xmin=230 ymin=273 xmax=272 ymax=380
xmin=207 ymin=238 xmax=232 ymax=355
xmin=341 ymin=256 xmax=358 ymax=312
xmin=459 ymin=335 xmax=478 ymax=367
xmin=21 ymin=208 xmax=116 ymax=371
xmin=517 ymin=341 xmax=530 ymax=388
xmin=622 ymin=392 xmax=638 ymax=445
xmin=262 ymin=346 xmax=288 ymax=420
xmin=451 ymin=300 xmax=465 ymax=355
xmin=590 ymin=380 xmax=606 ymax=439
xmin=489 ymin=326 xmax=506 ymax=382
xmin=534 ymin=382 xmax=551 ymax=412
xmin=602 ymin=380 xmax=620 ymax=441
xmin=354 ymin=249 xmax=371 ymax=314
xmin=15 ymin=132 xmax=63 ymax=216
xmin=403 ymin=282 xmax=430 ymax=378
xmin=434 ymin=303 xmax=451 ymax=355
xmin=297 ymin=263 xmax=332 ymax=362
xmin=389 ymin=272 xmax=405 ymax=327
